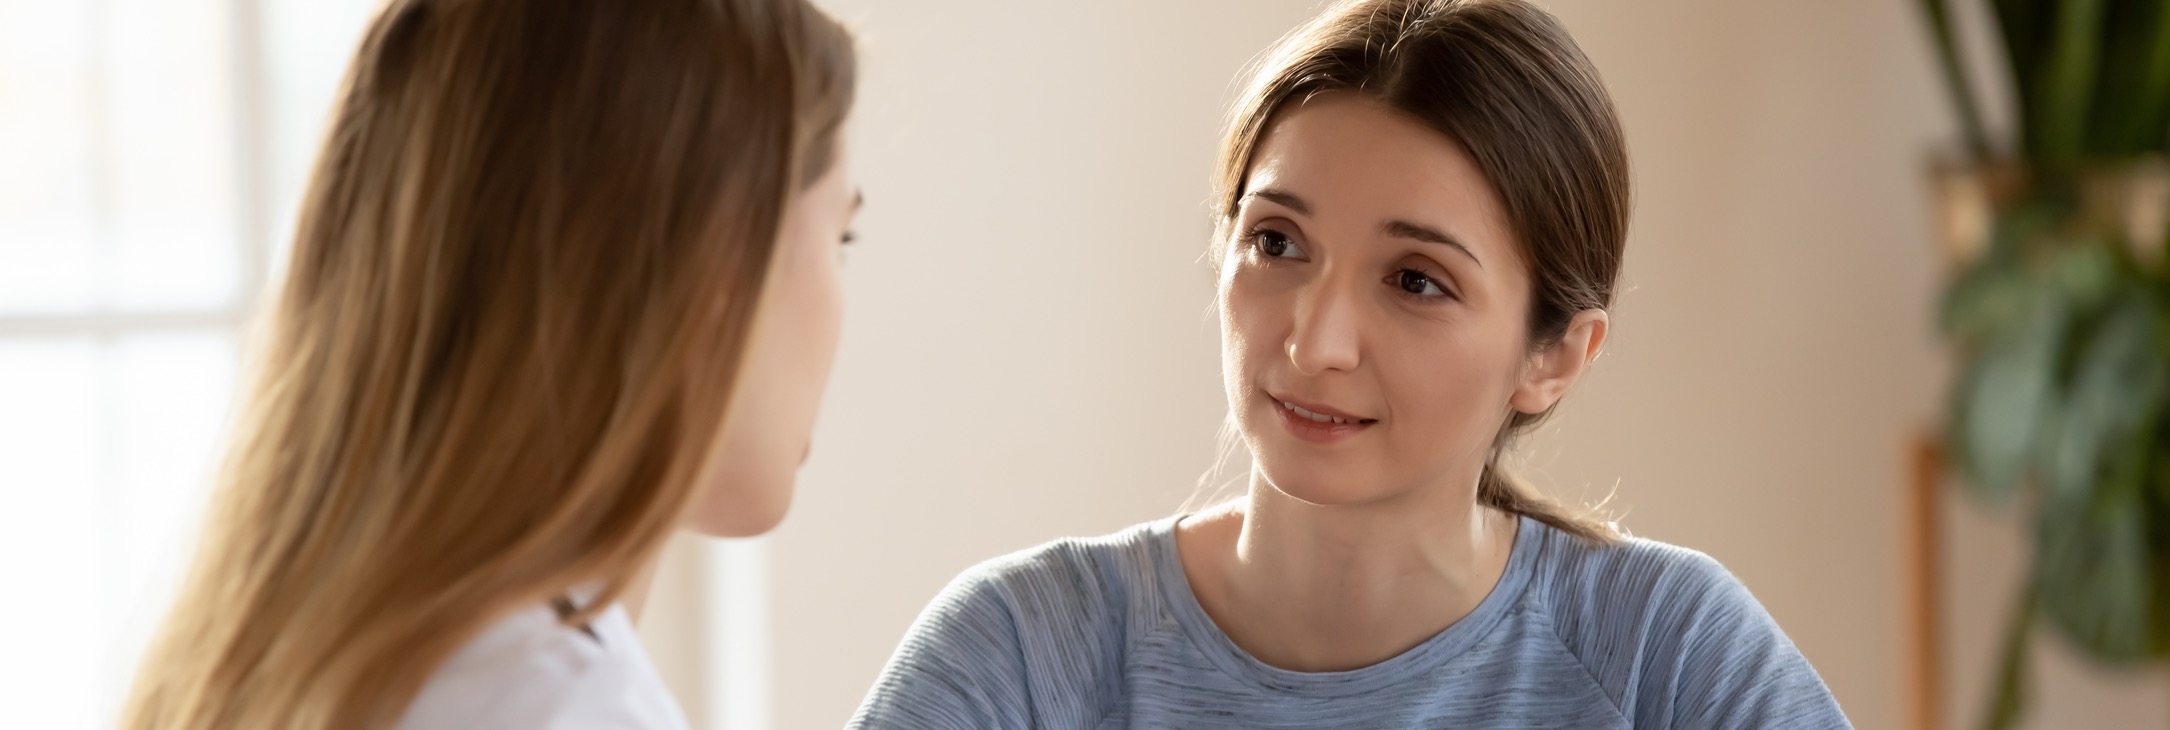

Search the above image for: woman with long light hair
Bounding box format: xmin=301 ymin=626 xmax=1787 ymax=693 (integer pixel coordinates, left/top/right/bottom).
xmin=120 ymin=0 xmax=857 ymax=727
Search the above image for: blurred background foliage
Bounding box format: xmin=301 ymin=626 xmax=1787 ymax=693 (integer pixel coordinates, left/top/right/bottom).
xmin=1919 ymin=0 xmax=2170 ymax=726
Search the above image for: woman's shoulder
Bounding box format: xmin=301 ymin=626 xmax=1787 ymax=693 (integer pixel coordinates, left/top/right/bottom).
xmin=1524 ymin=520 xmax=1753 ymax=615
xmin=849 ymin=519 xmax=1170 ymax=728
xmin=395 ymin=603 xmax=688 ymax=730
xmin=1521 ymin=520 xmax=1792 ymax=671
xmin=1520 ymin=520 xmax=1849 ymax=727
xmin=926 ymin=517 xmax=1170 ymax=625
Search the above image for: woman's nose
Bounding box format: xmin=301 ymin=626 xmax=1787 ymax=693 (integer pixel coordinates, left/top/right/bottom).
xmin=1286 ymin=279 xmax=1360 ymax=375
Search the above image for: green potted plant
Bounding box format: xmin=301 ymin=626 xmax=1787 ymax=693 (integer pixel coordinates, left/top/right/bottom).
xmin=1917 ymin=0 xmax=2170 ymax=727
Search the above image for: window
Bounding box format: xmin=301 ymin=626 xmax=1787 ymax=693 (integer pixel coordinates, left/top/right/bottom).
xmin=0 ymin=0 xmax=376 ymax=725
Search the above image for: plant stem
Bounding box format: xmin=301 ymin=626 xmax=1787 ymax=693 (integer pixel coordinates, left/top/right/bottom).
xmin=2036 ymin=0 xmax=2108 ymax=167
xmin=1919 ymin=0 xmax=1994 ymax=159
xmin=1983 ymin=590 xmax=2035 ymax=730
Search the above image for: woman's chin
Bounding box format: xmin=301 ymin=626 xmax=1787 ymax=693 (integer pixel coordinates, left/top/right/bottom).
xmin=1253 ymin=461 xmax=1392 ymax=507
xmin=684 ymin=472 xmax=796 ymax=537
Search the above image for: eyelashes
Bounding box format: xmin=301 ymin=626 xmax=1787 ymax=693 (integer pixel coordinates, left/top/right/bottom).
xmin=1239 ymin=223 xmax=1459 ymax=302
xmin=1243 ymin=226 xmax=1305 ymax=260
xmin=1390 ymin=269 xmax=1453 ymax=300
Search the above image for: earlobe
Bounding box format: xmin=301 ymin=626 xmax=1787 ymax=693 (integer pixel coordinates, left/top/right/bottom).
xmin=1509 ymin=309 xmax=1609 ymax=415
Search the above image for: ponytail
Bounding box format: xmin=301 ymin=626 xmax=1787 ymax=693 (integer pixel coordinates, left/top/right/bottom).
xmin=1476 ymin=413 xmax=1619 ymax=543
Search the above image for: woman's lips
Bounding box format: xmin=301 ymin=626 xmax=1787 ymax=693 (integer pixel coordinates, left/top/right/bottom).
xmin=1269 ymin=394 xmax=1375 ymax=444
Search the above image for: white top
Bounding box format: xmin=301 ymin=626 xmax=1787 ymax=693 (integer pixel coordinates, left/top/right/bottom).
xmin=395 ymin=600 xmax=690 ymax=730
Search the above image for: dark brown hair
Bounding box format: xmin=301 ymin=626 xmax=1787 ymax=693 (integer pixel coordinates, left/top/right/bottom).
xmin=121 ymin=0 xmax=854 ymax=728
xmin=1215 ymin=0 xmax=1630 ymax=540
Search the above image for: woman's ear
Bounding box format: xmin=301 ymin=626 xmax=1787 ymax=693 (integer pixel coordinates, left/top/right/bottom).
xmin=1510 ymin=309 xmax=1608 ymax=415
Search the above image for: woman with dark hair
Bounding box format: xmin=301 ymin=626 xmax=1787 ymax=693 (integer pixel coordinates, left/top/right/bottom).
xmin=851 ymin=0 xmax=1848 ymax=727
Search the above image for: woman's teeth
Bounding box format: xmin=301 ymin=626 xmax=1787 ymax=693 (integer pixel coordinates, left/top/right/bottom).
xmin=1282 ymin=400 xmax=1358 ymax=424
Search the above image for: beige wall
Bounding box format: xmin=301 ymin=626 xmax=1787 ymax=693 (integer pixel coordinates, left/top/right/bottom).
xmin=671 ymin=2 xmax=2170 ymax=729
xmin=768 ymin=2 xmax=1305 ymax=727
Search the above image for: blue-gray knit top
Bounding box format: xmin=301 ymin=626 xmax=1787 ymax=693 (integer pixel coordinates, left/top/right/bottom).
xmin=849 ymin=515 xmax=1850 ymax=729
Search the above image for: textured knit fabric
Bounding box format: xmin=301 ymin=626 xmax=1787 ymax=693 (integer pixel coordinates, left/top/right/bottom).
xmin=850 ymin=515 xmax=1850 ymax=729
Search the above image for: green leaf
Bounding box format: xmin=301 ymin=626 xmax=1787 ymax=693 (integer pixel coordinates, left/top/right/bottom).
xmin=2086 ymin=0 xmax=2170 ymax=156
xmin=1955 ymin=293 xmax=2069 ymax=497
xmin=1981 ymin=591 xmax=2034 ymax=730
xmin=2150 ymin=421 xmax=2170 ymax=660
xmin=1992 ymin=0 xmax=2057 ymax=151
xmin=2047 ymin=238 xmax=2121 ymax=312
xmin=2033 ymin=0 xmax=2108 ymax=166
xmin=2157 ymin=368 xmax=2170 ymax=511
xmin=2047 ymin=291 xmax=2164 ymax=497
xmin=2034 ymin=435 xmax=2158 ymax=664
xmin=1942 ymin=259 xmax=2039 ymax=343
xmin=2140 ymin=0 xmax=2170 ymax=156
xmin=1941 ymin=206 xmax=2061 ymax=344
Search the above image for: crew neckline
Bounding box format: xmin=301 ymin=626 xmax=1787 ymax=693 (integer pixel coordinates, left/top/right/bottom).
xmin=1146 ymin=513 xmax=1548 ymax=698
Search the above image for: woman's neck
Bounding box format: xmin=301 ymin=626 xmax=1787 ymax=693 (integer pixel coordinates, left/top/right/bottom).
xmin=1175 ymin=472 xmax=1519 ymax=672
xmin=619 ymin=553 xmax=663 ymax=623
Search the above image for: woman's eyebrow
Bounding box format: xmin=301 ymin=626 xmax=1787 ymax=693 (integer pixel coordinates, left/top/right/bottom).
xmin=1242 ymin=188 xmax=1310 ymax=216
xmin=1244 ymin=187 xmax=1480 ymax=267
xmin=1383 ymin=219 xmax=1481 ymax=268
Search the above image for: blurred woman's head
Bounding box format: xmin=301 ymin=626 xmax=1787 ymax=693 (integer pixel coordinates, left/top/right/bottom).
xmin=123 ymin=0 xmax=854 ymax=727
xmin=1211 ymin=0 xmax=1628 ymax=538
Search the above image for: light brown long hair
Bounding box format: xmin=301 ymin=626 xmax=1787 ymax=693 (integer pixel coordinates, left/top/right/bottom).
xmin=119 ymin=1 xmax=853 ymax=728
xmin=1214 ymin=0 xmax=1629 ymax=541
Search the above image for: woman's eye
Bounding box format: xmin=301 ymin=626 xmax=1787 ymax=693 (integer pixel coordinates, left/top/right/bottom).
xmin=1394 ymin=269 xmax=1451 ymax=299
xmin=1252 ymin=229 xmax=1304 ymax=259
